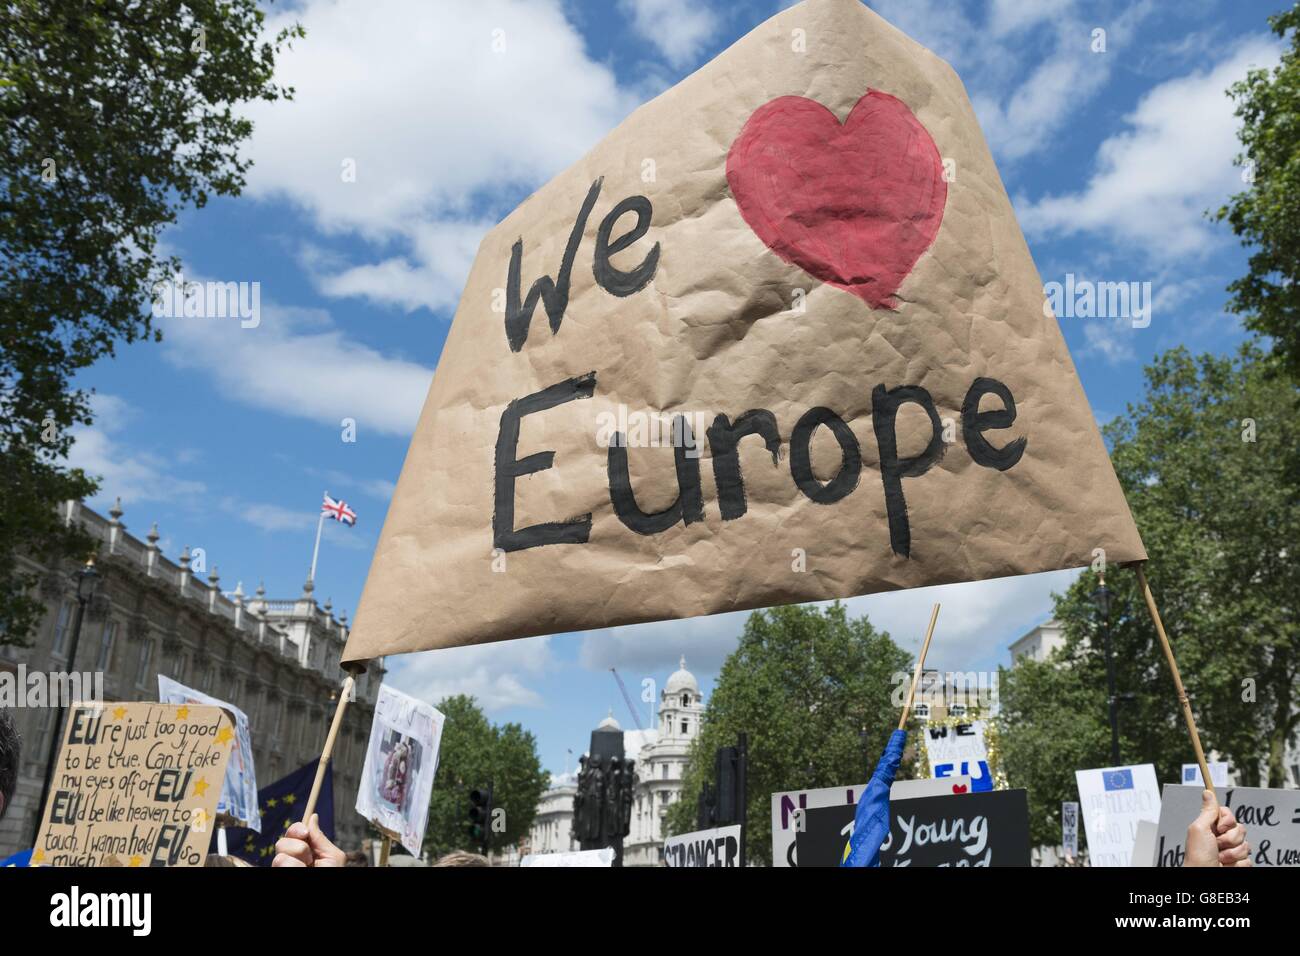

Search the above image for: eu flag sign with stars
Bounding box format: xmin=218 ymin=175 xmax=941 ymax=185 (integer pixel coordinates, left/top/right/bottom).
xmin=215 ymin=760 xmax=335 ymax=866
xmin=1103 ymin=768 xmax=1135 ymax=791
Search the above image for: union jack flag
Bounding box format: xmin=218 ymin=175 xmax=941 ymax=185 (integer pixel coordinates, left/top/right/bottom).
xmin=321 ymin=493 xmax=357 ymax=526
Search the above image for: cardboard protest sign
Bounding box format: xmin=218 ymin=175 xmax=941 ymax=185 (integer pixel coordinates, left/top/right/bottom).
xmin=664 ymin=825 xmax=744 ymax=867
xmin=521 ymin=848 xmax=614 ymax=867
xmin=796 ymin=790 xmax=1030 ymax=866
xmin=340 ymin=0 xmax=1144 ymax=664
xmin=355 ymin=684 xmax=445 ymax=854
xmin=773 ymin=777 xmax=970 ymax=866
xmin=1155 ymin=785 xmax=1300 ymax=867
xmin=158 ymin=675 xmax=259 ymax=831
xmin=33 ymin=702 xmax=234 ymax=867
xmin=1075 ymin=764 xmax=1161 ymax=866
xmin=923 ymin=721 xmax=992 ymax=792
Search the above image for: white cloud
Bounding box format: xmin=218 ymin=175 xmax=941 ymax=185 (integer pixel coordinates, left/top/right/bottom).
xmin=69 ymin=394 xmax=208 ymax=508
xmin=157 ymin=301 xmax=432 ymax=438
xmin=385 ymin=637 xmax=555 ymax=712
xmin=243 ymin=0 xmax=638 ymax=313
xmin=619 ymin=0 xmax=719 ymax=69
xmin=1018 ymin=37 xmax=1280 ymax=259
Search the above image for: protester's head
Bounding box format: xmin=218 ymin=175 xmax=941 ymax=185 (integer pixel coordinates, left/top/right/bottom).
xmin=432 ymin=850 xmax=490 ymax=867
xmin=204 ymin=853 xmax=253 ymax=867
xmin=0 ymin=708 xmax=19 ymax=822
xmin=344 ymin=850 xmax=370 ymax=867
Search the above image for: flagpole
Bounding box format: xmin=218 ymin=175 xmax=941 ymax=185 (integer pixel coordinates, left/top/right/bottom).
xmin=1133 ymin=563 xmax=1215 ymax=798
xmin=308 ymin=504 xmax=326 ymax=584
xmin=899 ymin=603 xmax=941 ymax=730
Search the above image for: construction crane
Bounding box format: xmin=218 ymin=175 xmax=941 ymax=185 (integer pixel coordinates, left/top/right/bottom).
xmin=609 ymin=667 xmax=645 ymax=731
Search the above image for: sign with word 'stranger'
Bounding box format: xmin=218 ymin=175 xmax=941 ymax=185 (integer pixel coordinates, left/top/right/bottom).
xmin=664 ymin=825 xmax=743 ymax=867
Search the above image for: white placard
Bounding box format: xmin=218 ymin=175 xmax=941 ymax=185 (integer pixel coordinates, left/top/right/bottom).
xmin=157 ymin=675 xmax=259 ymax=831
xmin=1180 ymin=762 xmax=1231 ymax=788
xmin=771 ymin=784 xmax=864 ymax=867
xmin=924 ymin=721 xmax=993 ymax=791
xmin=1062 ymin=801 xmax=1079 ymax=858
xmin=664 ymin=825 xmax=743 ymax=867
xmin=1074 ymin=764 xmax=1161 ymax=867
xmin=356 ymin=684 xmax=445 ymax=855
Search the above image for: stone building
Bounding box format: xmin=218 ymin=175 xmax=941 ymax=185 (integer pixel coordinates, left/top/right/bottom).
xmin=0 ymin=499 xmax=384 ymax=858
xmin=525 ymin=772 xmax=578 ymax=856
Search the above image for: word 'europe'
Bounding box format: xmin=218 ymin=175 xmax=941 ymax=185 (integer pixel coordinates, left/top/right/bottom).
xmin=496 ymin=178 xmax=1026 ymax=559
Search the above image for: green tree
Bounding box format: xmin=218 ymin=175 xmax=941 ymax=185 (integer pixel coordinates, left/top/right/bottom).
xmin=665 ymin=603 xmax=913 ymax=865
xmin=1215 ymin=3 xmax=1300 ymax=378
xmin=0 ymin=1 xmax=302 ymax=644
xmin=1000 ymin=344 xmax=1298 ymax=845
xmin=423 ymin=695 xmax=549 ymax=859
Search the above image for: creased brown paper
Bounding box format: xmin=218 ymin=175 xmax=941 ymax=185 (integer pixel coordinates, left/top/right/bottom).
xmin=342 ymin=0 xmax=1144 ymax=664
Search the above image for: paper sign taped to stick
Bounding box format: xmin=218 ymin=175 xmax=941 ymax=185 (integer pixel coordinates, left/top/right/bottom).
xmin=158 ymin=675 xmax=259 ymax=831
xmin=33 ymin=702 xmax=234 ymax=867
xmin=355 ymin=684 xmax=445 ymax=855
xmin=1155 ymin=785 xmax=1300 ymax=867
xmin=342 ymin=0 xmax=1144 ymax=663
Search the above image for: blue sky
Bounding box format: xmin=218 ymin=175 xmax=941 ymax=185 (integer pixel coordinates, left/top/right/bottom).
xmin=70 ymin=0 xmax=1281 ymax=776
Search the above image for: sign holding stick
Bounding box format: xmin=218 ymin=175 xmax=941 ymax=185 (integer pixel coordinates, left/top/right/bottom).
xmin=33 ymin=702 xmax=234 ymax=867
xmin=1132 ymin=563 xmax=1215 ymax=798
xmin=899 ymin=603 xmax=941 ymax=729
xmin=302 ymin=666 xmax=363 ymax=825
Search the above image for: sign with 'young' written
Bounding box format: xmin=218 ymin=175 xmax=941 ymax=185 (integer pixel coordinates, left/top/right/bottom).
xmin=33 ymin=702 xmax=234 ymax=867
xmin=341 ymin=0 xmax=1143 ymax=664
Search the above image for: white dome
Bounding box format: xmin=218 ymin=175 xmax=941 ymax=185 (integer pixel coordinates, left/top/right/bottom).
xmin=664 ymin=655 xmax=699 ymax=695
xmin=597 ymin=708 xmax=622 ymax=731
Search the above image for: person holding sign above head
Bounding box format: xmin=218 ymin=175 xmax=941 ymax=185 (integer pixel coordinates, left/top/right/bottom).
xmin=1184 ymin=790 xmax=1251 ymax=868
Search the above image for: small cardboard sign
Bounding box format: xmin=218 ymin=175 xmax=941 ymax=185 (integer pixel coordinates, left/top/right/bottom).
xmin=355 ymin=684 xmax=445 ymax=855
xmin=1155 ymin=784 xmax=1300 ymax=868
xmin=33 ymin=702 xmax=234 ymax=867
xmin=924 ymin=721 xmax=992 ymax=792
xmin=664 ymin=825 xmax=743 ymax=867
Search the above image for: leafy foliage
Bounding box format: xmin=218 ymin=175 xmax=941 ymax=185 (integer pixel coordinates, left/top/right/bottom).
xmin=423 ymin=695 xmax=549 ymax=859
xmin=1000 ymin=345 xmax=1299 ymax=846
xmin=0 ymin=1 xmax=301 ymax=643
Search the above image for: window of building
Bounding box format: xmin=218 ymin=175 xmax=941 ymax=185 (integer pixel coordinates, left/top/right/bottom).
xmin=661 ymin=763 xmax=668 ymax=780
xmin=681 ymin=719 xmax=688 ymax=735
xmin=681 ymin=694 xmax=689 ymax=708
xmin=95 ymin=621 xmax=116 ymax=672
xmin=135 ymin=639 xmax=154 ymax=687
xmin=51 ymin=601 xmax=74 ymax=658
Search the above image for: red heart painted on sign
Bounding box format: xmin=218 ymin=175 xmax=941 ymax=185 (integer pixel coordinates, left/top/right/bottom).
xmin=726 ymin=90 xmax=947 ymax=310
xmin=951 ymin=784 xmax=968 ymax=794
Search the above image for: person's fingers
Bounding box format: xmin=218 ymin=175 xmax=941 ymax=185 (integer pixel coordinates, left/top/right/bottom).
xmin=306 ymin=813 xmax=346 ymax=866
xmin=1223 ymin=852 xmax=1253 ymax=868
xmin=1218 ymin=841 xmax=1250 ymax=865
xmin=1188 ymin=789 xmax=1218 ymax=834
xmin=272 ymin=837 xmax=310 ymax=867
xmin=284 ymin=821 xmax=310 ymax=842
xmin=1216 ymin=820 xmax=1246 ymax=850
xmin=1214 ymin=806 xmax=1240 ymax=837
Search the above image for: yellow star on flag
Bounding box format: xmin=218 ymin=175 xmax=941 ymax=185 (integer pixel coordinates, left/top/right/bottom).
xmin=32 ymin=849 xmax=45 ymax=864
xmin=266 ymin=797 xmax=278 ymax=809
xmin=193 ymin=778 xmax=210 ymax=797
xmin=283 ymin=793 xmax=296 ymax=805
xmin=215 ymin=725 xmax=234 ymax=746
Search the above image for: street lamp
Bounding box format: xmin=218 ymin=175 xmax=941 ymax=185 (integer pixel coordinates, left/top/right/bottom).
xmin=31 ymin=556 xmax=100 ymax=845
xmin=1090 ymin=572 xmax=1121 ymax=766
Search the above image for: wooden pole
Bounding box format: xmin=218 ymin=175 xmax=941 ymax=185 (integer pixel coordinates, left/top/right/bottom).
xmin=378 ymin=834 xmax=391 ymax=867
xmin=302 ymin=668 xmax=360 ymax=824
xmin=899 ymin=603 xmax=941 ymax=730
xmin=1133 ymin=563 xmax=1215 ymax=798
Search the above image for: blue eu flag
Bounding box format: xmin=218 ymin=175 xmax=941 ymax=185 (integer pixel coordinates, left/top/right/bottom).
xmin=1103 ymin=768 xmax=1134 ymax=791
xmin=215 ymin=760 xmax=335 ymax=866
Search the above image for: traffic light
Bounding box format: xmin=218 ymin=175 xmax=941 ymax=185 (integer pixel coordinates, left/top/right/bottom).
xmin=466 ymin=784 xmax=494 ymax=854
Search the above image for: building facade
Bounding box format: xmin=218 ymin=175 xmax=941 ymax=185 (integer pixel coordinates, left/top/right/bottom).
xmin=0 ymin=499 xmax=384 ymax=858
xmin=525 ymin=773 xmax=578 ymax=856
xmin=1008 ymin=619 xmax=1066 ymax=664
xmin=623 ymin=657 xmax=704 ymax=867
